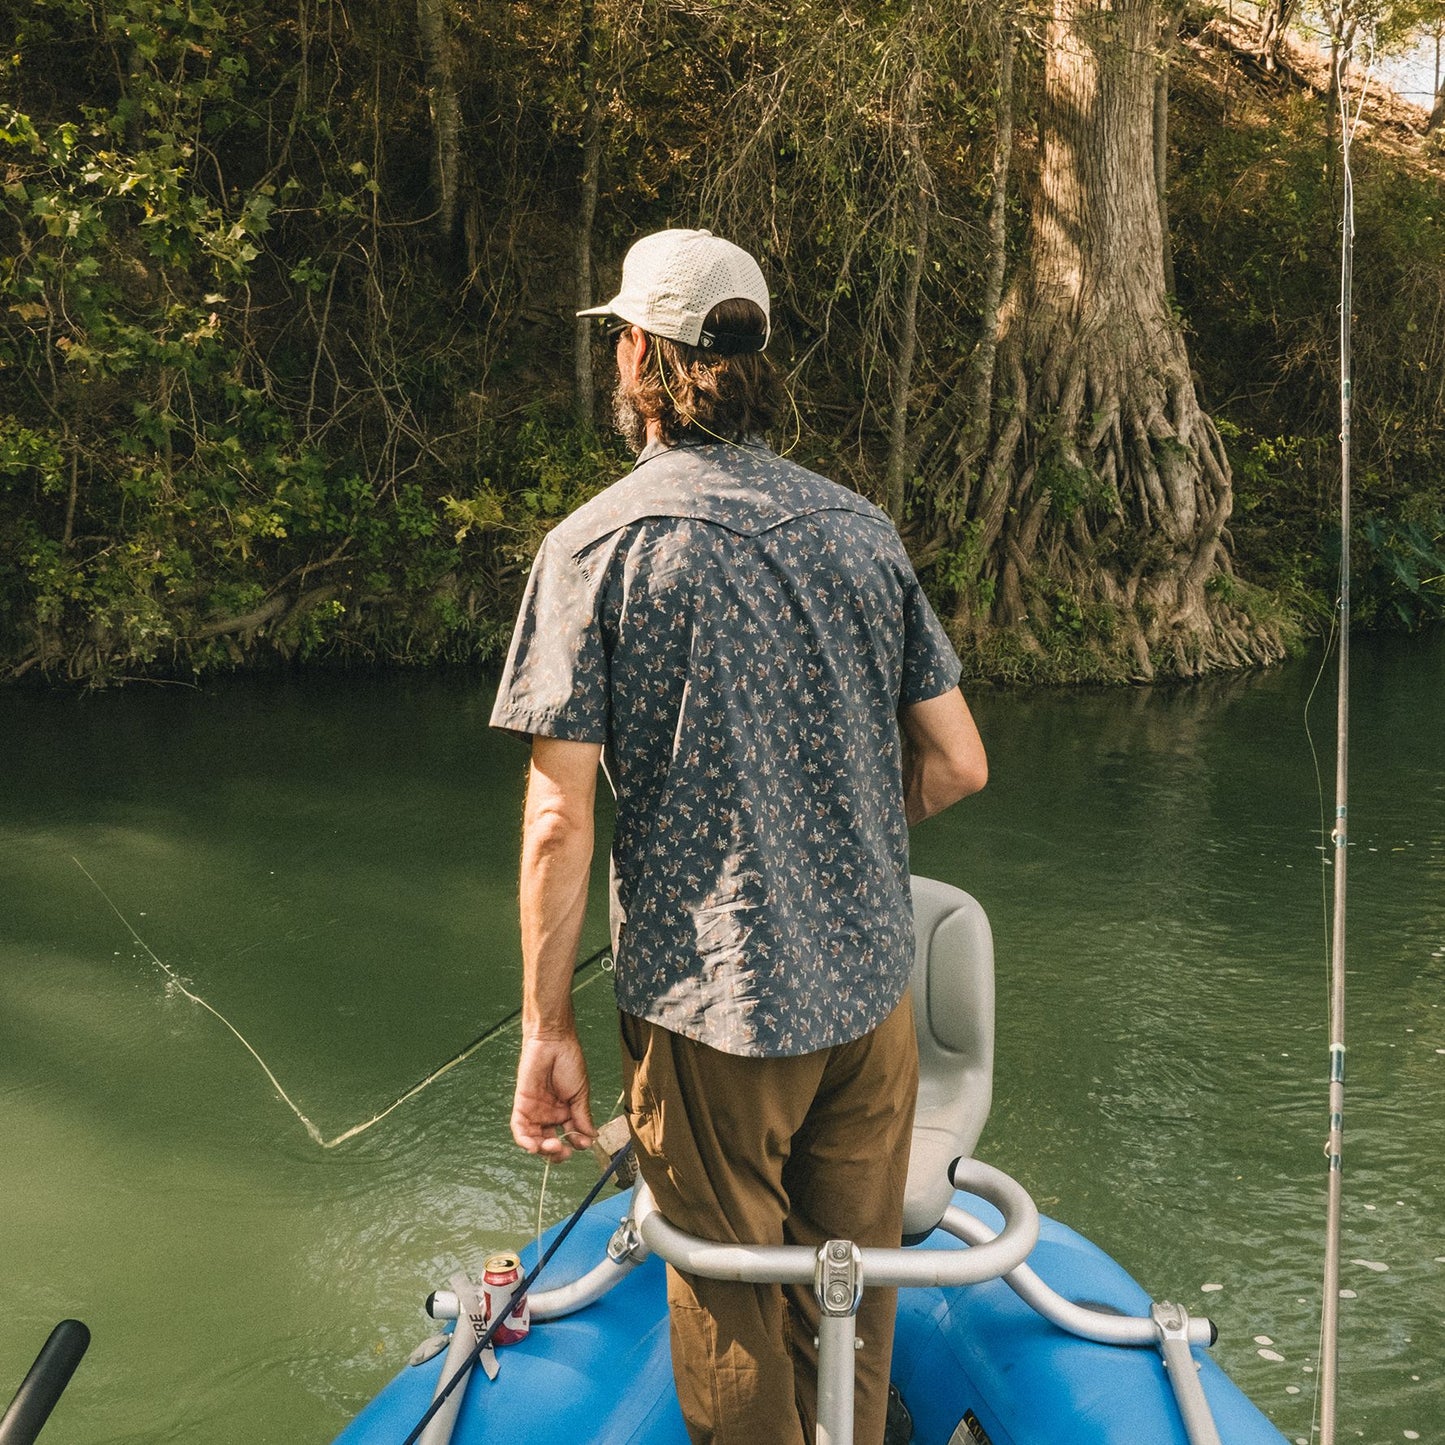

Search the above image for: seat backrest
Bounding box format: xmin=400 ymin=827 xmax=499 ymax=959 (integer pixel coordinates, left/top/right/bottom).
xmin=902 ymin=875 xmax=995 ymax=1239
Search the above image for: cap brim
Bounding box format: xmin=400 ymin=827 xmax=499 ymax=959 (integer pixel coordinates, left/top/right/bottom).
xmin=576 ymin=300 xmax=620 ymax=319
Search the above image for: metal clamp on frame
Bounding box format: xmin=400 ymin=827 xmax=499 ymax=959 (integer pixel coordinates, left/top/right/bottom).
xmin=816 ymin=1239 xmax=863 ymax=1318
xmin=607 ymin=1215 xmax=646 ymax=1265
xmin=1151 ymin=1301 xmax=1224 ymax=1445
xmin=814 ymin=1241 xmax=864 ymax=1445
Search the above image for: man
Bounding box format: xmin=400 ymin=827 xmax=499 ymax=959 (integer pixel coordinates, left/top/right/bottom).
xmin=490 ymin=228 xmax=986 ymax=1445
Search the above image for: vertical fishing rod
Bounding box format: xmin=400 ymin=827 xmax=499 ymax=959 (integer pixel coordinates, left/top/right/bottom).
xmin=1319 ymin=30 xmax=1365 ymax=1445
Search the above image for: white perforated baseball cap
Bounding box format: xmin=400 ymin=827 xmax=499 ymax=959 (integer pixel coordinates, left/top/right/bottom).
xmin=578 ymin=228 xmax=771 ymax=352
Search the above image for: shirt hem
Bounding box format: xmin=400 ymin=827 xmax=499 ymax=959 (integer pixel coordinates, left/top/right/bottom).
xmin=613 ymin=978 xmax=910 ymax=1060
xmin=899 ymin=666 xmax=964 ymax=709
xmin=488 ymin=708 xmax=607 ymax=744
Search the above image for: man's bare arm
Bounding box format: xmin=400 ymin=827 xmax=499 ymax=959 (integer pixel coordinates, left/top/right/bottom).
xmin=900 ymin=687 xmax=988 ymax=826
xmin=511 ymin=735 xmax=603 ymax=1159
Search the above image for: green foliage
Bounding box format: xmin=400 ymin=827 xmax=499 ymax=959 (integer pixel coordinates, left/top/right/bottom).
xmin=1357 ymin=512 xmax=1445 ymax=628
xmin=1171 ymin=63 xmax=1445 ymax=635
xmin=0 ymin=0 xmax=587 ymax=680
xmin=444 ymin=415 xmax=628 ymax=561
xmin=3 ymin=1 xmax=1443 ymax=686
xmin=1038 ymin=448 xmax=1116 ymax=521
xmin=934 ymin=519 xmax=997 ymax=613
xmin=508 ymin=416 xmax=627 ymax=528
xmin=958 ymin=607 xmax=1127 ymax=687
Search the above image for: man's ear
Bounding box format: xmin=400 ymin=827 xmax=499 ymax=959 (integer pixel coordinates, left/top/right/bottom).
xmin=624 ymin=326 xmax=648 ymax=385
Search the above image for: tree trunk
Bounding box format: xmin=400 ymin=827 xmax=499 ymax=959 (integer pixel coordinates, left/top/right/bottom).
xmin=415 ymin=0 xmax=462 ymax=249
xmin=956 ymin=18 xmax=1015 ymax=491
xmin=972 ymin=0 xmax=1284 ymax=679
xmin=1155 ymin=5 xmax=1181 ymax=299
xmin=1324 ymin=16 xmax=1357 ymax=192
xmin=885 ymin=69 xmax=930 ymax=519
xmin=573 ymin=123 xmax=602 ymax=424
xmin=1258 ymin=0 xmax=1297 ymax=72
xmin=573 ymin=0 xmax=602 ymax=427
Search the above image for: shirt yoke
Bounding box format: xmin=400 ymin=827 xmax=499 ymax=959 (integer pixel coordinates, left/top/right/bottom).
xmin=548 ymin=443 xmax=893 ymax=560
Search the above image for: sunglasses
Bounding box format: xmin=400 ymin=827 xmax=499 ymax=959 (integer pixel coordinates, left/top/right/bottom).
xmin=600 ymin=318 xmax=637 ymax=343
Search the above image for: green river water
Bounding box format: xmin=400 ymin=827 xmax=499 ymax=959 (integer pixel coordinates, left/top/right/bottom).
xmin=1 ymin=633 xmax=1441 ymax=1445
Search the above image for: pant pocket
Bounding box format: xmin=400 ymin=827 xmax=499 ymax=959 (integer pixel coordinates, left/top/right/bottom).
xmin=620 ymin=1009 xmax=647 ymax=1064
xmin=619 ymin=1011 xmax=658 ymax=1142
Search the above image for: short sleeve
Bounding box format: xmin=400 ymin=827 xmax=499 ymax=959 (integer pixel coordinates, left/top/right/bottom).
xmin=489 ymin=532 xmax=610 ymax=742
xmin=898 ymin=562 xmax=962 ymax=706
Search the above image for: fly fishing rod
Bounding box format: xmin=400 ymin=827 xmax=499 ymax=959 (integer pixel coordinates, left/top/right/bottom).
xmin=1318 ymin=30 xmax=1369 ymax=1445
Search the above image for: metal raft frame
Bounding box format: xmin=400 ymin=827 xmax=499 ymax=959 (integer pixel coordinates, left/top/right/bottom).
xmin=431 ymin=1155 xmax=1223 ymax=1445
xmin=427 ymin=881 xmax=1229 ymax=1445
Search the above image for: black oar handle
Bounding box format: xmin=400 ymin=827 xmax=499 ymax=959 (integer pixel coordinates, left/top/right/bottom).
xmin=0 ymin=1320 xmax=90 ymax=1445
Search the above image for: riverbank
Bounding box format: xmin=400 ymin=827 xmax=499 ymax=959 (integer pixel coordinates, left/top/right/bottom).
xmin=3 ymin=6 xmax=1442 ymax=687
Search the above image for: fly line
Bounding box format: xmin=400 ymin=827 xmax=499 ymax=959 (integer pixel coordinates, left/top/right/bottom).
xmin=72 ymin=855 xmax=611 ymax=1149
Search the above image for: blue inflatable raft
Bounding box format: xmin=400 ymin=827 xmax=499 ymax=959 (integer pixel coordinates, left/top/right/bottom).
xmin=332 ymin=880 xmax=1291 ymax=1445
xmin=333 ymin=1185 xmax=1287 ymax=1445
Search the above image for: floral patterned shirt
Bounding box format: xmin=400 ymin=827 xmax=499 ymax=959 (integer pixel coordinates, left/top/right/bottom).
xmin=490 ymin=440 xmax=961 ymax=1057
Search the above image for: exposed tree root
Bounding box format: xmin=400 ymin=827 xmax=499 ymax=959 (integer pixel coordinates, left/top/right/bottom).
xmin=951 ymin=307 xmax=1288 ymax=683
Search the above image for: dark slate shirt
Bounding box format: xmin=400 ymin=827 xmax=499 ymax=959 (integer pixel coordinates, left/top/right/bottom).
xmin=490 ymin=440 xmax=962 ymax=1057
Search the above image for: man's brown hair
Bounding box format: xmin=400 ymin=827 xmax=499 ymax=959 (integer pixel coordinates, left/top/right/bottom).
xmin=629 ymin=299 xmax=783 ymax=445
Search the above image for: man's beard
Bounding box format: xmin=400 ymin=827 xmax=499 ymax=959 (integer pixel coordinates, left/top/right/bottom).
xmin=611 ymin=378 xmax=648 ymax=454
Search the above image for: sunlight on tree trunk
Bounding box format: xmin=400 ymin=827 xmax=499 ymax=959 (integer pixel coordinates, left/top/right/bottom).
xmin=1259 ymin=0 xmax=1298 ymax=72
xmin=1156 ymin=4 xmax=1183 ymax=298
xmin=416 ymin=0 xmax=462 ymax=249
xmin=974 ymin=0 xmax=1286 ymax=678
xmin=1429 ymin=25 xmax=1443 ymax=130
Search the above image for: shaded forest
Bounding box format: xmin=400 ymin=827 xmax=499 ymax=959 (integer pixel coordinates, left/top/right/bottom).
xmin=2 ymin=0 xmax=1444 ymax=686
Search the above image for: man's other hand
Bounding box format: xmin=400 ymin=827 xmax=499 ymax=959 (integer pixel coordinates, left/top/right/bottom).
xmin=511 ymin=1031 xmax=596 ymax=1159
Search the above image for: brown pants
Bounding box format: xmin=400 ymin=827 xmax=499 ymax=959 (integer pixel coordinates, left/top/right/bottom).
xmin=619 ymin=995 xmax=919 ymax=1445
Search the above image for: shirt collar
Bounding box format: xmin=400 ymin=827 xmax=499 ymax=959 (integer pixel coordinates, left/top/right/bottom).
xmin=631 ymin=437 xmax=771 ymax=471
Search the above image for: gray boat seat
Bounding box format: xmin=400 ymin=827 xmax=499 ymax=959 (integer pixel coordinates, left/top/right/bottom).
xmin=902 ymin=875 xmax=995 ymax=1239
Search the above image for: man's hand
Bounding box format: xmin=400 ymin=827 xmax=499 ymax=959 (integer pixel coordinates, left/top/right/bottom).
xmin=511 ymin=1030 xmax=596 ymax=1159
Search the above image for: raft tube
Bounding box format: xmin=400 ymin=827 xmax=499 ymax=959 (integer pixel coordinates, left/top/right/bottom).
xmin=332 ymin=1189 xmax=1288 ymax=1445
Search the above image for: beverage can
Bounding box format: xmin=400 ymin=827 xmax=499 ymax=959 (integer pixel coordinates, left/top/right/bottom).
xmin=481 ymin=1251 xmax=529 ymax=1345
